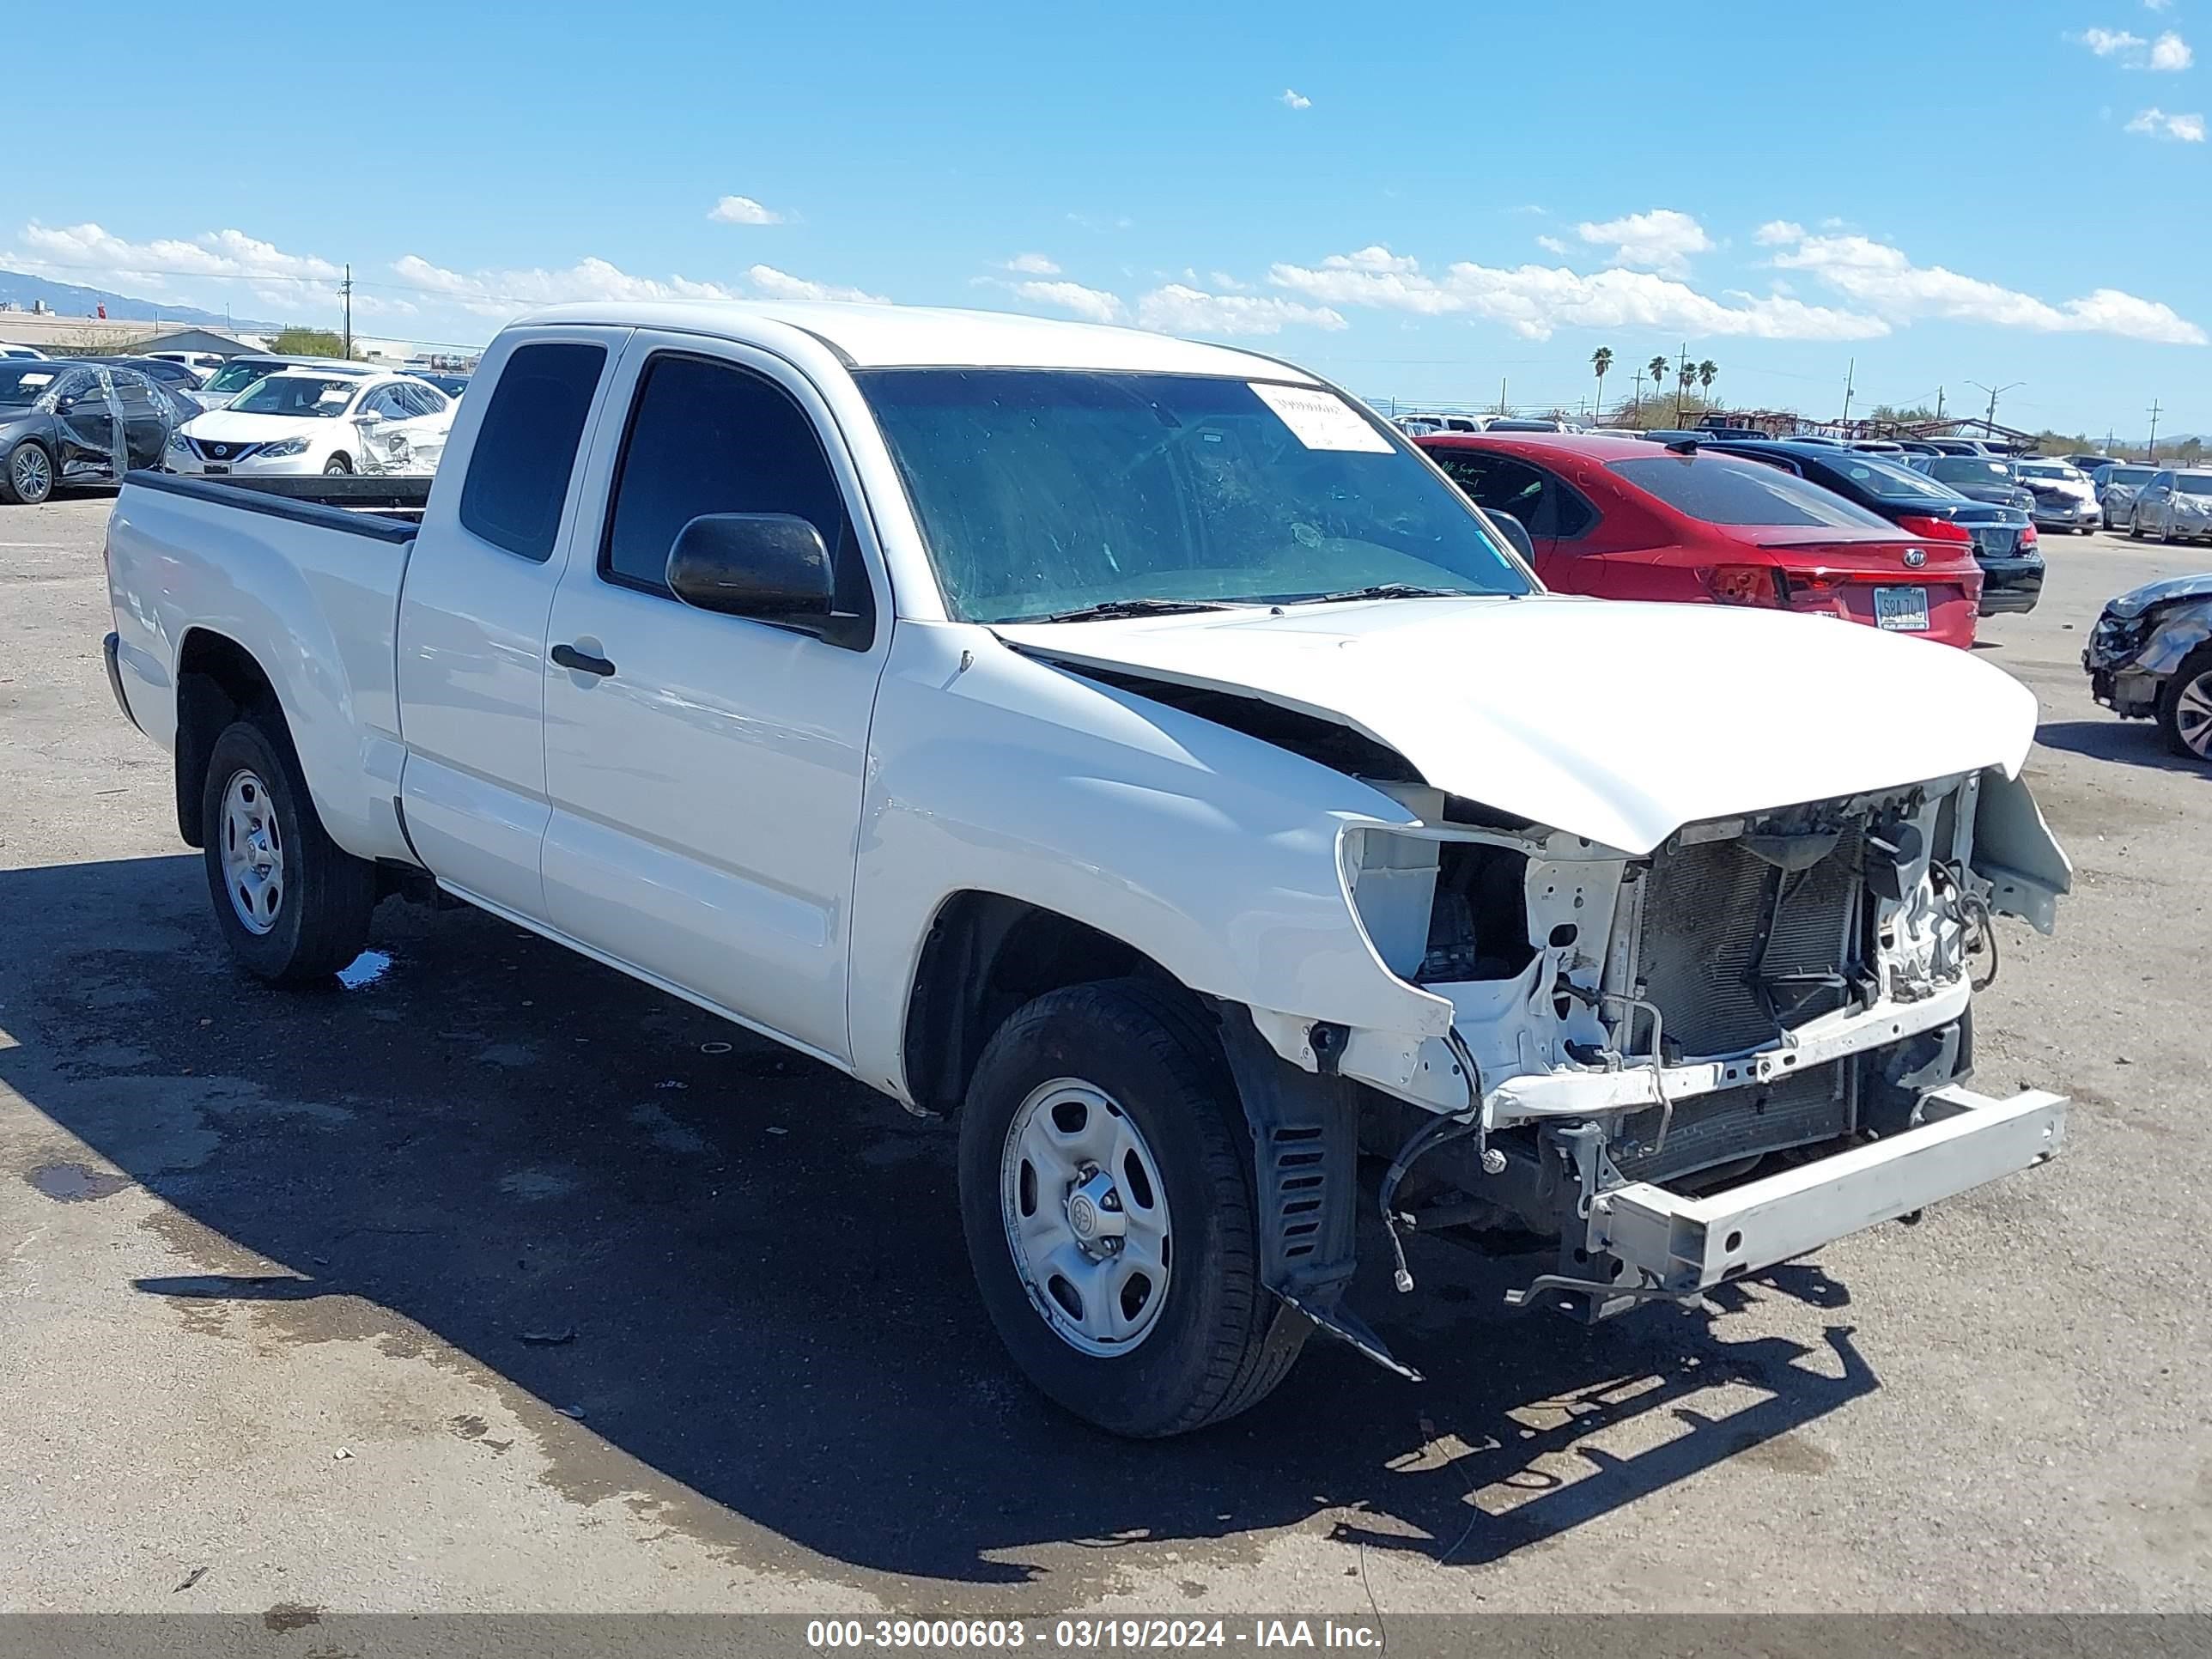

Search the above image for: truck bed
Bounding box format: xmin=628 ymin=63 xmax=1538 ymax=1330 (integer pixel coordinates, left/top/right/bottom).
xmin=125 ymin=470 xmax=428 ymax=535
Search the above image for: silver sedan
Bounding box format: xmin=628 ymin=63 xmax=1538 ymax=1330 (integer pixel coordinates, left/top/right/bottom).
xmin=2129 ymin=469 xmax=2212 ymax=544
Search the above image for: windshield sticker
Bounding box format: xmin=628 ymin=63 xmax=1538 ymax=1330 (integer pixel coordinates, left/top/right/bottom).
xmin=19 ymin=372 xmax=52 ymax=386
xmin=317 ymin=386 xmax=352 ymax=404
xmin=1248 ymin=383 xmax=1393 ymax=453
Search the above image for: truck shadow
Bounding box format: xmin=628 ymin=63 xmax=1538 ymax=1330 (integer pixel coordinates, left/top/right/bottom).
xmin=0 ymin=854 xmax=1879 ymax=1597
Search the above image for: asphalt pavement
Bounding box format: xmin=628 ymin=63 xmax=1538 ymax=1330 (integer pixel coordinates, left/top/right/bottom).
xmin=1 ymin=495 xmax=2206 ymax=1615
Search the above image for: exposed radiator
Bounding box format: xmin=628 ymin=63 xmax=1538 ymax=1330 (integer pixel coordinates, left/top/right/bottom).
xmin=1634 ymin=824 xmax=1864 ymax=1059
xmin=1612 ymin=1061 xmax=1854 ymax=1185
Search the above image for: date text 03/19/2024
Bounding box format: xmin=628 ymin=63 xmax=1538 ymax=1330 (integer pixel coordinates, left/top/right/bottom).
xmin=803 ymin=1619 xmax=1384 ymax=1650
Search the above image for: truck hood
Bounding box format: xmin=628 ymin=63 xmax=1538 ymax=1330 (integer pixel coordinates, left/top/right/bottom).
xmin=997 ymin=595 xmax=2039 ymax=855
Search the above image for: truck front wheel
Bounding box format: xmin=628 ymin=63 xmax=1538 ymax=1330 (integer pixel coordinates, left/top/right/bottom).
xmin=957 ymin=979 xmax=1308 ymax=1437
xmin=199 ymin=716 xmax=378 ymax=982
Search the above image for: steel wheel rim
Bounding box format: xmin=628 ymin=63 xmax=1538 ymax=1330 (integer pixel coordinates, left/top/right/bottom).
xmin=2177 ymin=672 xmax=2212 ymax=760
xmin=218 ymin=769 xmax=284 ymax=935
xmin=1000 ymin=1078 xmax=1173 ymax=1356
xmin=13 ymin=447 xmax=48 ymax=499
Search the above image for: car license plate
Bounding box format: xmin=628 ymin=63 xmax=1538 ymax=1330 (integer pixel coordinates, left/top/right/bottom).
xmin=1874 ymin=586 xmax=1930 ymax=632
xmin=204 ymin=463 xmax=229 ymax=474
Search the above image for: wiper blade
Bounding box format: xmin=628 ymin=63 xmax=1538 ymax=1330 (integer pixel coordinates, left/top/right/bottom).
xmin=1286 ymin=582 xmax=1468 ymax=605
xmin=1020 ymin=598 xmax=1234 ymax=623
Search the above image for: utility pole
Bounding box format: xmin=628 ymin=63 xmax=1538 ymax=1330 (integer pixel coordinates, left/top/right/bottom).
xmin=1497 ymin=376 xmax=1509 ymax=417
xmin=341 ymin=263 xmax=353 ymax=359
xmin=1968 ymin=380 xmax=2023 ymax=433
xmin=1674 ymin=343 xmax=1691 ymax=424
xmin=1840 ymin=358 xmax=1856 ymax=427
xmin=1632 ymin=370 xmax=1644 ymax=418
xmin=1935 ymin=386 xmax=1945 ymax=422
xmin=2147 ymin=398 xmax=2162 ymax=463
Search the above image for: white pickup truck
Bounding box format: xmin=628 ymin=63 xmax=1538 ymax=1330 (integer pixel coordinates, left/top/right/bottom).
xmin=102 ymin=301 xmax=2073 ymax=1437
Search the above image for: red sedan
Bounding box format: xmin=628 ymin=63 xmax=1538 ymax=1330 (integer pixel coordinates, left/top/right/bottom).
xmin=1417 ymin=433 xmax=1984 ymax=649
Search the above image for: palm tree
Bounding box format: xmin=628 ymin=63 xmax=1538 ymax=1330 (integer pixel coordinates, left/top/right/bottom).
xmin=1591 ymin=347 xmax=1614 ymax=422
xmin=1698 ymin=359 xmax=1718 ymax=408
xmin=1646 ymin=356 xmax=1668 ymax=426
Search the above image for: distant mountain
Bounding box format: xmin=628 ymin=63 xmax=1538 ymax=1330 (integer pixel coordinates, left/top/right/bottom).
xmin=0 ymin=269 xmax=281 ymax=332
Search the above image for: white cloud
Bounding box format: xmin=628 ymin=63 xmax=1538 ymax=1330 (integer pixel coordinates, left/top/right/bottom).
xmin=1279 ymin=88 xmax=1311 ymax=110
xmin=2080 ymin=26 xmax=2147 ymax=55
xmin=1003 ymin=252 xmax=1060 ymax=275
xmin=1011 ymin=279 xmax=1125 ymax=323
xmin=1753 ymin=219 xmax=1807 ymax=246
xmin=2172 ymin=111 xmax=2207 ymax=138
xmin=392 ymin=253 xmax=740 ymax=316
xmin=2075 ymin=25 xmax=2191 ymax=66
xmin=1759 ymin=223 xmax=2205 ymax=343
xmin=1267 ymin=244 xmax=1887 ymax=342
xmin=1534 ymin=234 xmax=1570 ymax=255
xmin=1133 ymin=283 xmax=1346 ymax=336
xmin=7 ymin=221 xmax=389 ymax=315
xmin=744 ymin=264 xmax=888 ymax=304
xmin=1574 ymin=208 xmax=1713 ymax=276
xmin=2125 ymin=105 xmax=2207 ymax=139
xmin=708 ymin=194 xmax=784 ymax=225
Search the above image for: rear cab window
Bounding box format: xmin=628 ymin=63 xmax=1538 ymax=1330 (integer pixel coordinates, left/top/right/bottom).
xmin=457 ymin=342 xmax=608 ymax=562
xmin=1608 ymin=455 xmax=1893 ymax=529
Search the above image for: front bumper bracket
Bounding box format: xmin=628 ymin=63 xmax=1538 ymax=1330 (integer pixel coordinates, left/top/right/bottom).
xmin=1585 ymin=1084 xmax=2067 ymax=1296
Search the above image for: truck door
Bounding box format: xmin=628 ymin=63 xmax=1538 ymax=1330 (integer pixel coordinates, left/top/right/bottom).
xmin=537 ymin=337 xmax=890 ymax=1066
xmin=394 ymin=332 xmax=622 ymax=921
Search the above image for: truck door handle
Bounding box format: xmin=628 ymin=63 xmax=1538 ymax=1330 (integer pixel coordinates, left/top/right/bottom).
xmin=550 ymin=643 xmax=615 ymax=678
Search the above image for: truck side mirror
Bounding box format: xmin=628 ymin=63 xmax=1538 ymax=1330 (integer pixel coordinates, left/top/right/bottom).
xmin=1486 ymin=509 xmax=1537 ymax=564
xmin=666 ymin=513 xmax=836 ymax=635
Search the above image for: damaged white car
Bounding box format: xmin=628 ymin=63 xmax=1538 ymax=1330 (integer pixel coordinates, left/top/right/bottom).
xmin=101 ymin=301 xmax=2071 ymax=1437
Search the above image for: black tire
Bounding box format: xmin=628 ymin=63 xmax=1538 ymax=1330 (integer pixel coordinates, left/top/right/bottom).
xmin=2130 ymin=513 xmax=2145 ymax=541
xmin=957 ymin=979 xmax=1308 ymax=1438
xmin=0 ymin=439 xmax=54 ymax=505
xmin=200 ymin=714 xmax=377 ymax=982
xmin=2157 ymin=643 xmax=2212 ymax=763
xmin=323 ymin=453 xmax=352 ymax=475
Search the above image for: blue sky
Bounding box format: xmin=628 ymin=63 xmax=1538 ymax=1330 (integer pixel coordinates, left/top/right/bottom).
xmin=15 ymin=0 xmax=2208 ymax=435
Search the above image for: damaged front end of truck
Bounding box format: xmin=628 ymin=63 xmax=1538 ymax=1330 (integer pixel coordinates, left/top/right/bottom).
xmin=1322 ymin=765 xmax=2069 ymax=1336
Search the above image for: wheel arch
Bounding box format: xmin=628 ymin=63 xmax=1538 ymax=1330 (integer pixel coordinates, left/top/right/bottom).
xmin=173 ymin=628 xmax=287 ymax=847
xmin=900 ymin=890 xmax=1194 ymax=1115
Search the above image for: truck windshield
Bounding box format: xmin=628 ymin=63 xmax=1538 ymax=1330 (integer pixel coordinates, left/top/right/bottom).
xmin=857 ymin=368 xmax=1532 ymax=623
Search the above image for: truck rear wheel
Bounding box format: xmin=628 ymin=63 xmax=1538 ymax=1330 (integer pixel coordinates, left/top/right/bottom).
xmin=200 ymin=716 xmax=377 ymax=982
xmin=957 ymin=979 xmax=1308 ymax=1437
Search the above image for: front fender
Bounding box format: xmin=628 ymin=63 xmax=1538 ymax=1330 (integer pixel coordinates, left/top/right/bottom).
xmin=846 ymin=623 xmax=1453 ymax=1103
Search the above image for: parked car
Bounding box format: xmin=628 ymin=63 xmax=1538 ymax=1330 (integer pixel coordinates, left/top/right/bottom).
xmin=1696 ymin=440 xmax=2040 ymax=617
xmin=1419 ymin=432 xmax=1984 ymax=643
xmin=191 ymin=354 xmax=381 ymax=410
xmin=2094 ymin=462 xmax=2158 ymax=530
xmin=1847 ymin=439 xmax=1906 ymax=453
xmin=2126 ymin=469 xmax=2212 ymax=544
xmin=1484 ymin=416 xmax=1569 ymax=432
xmin=0 ymin=359 xmax=185 ymax=504
xmin=0 ymin=343 xmax=48 ymax=361
xmin=1922 ymin=437 xmax=2009 ymax=457
xmin=168 ymin=371 xmax=456 ymax=477
xmin=1887 ymin=440 xmax=1943 ymax=457
xmin=1692 ymin=423 xmax=1768 ymax=441
xmin=145 ymin=350 xmax=231 ymax=383
xmin=1635 ymin=428 xmax=1713 ymax=445
xmin=403 ymin=369 xmax=471 ymax=398
xmin=1911 ymin=454 xmax=2037 ymax=512
xmin=78 ymin=354 xmax=209 ymax=393
xmin=1399 ymin=412 xmax=1483 ymax=434
xmin=100 ymin=300 xmax=2070 ymax=1437
xmin=2013 ymin=459 xmax=2100 ymax=534
xmin=2066 ymin=453 xmax=2115 ymax=474
xmin=1783 ymin=433 xmax=1848 ymax=447
xmin=2083 ymin=574 xmax=2212 ymax=760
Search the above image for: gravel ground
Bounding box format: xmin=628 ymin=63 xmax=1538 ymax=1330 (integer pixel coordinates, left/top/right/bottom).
xmin=0 ymin=493 xmax=2205 ymax=1616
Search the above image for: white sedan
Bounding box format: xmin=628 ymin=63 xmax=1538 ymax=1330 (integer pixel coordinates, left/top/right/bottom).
xmin=167 ymin=371 xmax=455 ymax=477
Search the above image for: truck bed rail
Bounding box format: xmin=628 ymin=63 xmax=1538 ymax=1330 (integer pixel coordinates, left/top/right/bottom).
xmin=123 ymin=471 xmax=422 ymax=542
